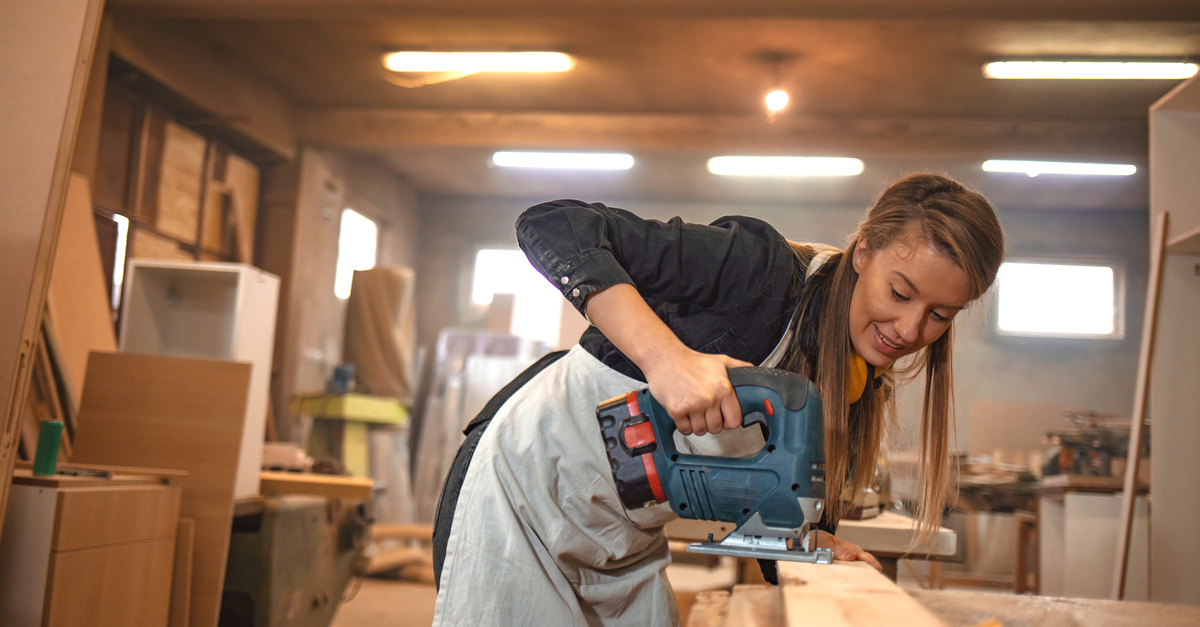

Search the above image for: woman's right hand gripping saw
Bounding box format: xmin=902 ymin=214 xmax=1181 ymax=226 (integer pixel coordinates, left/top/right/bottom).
xmin=584 ymin=284 xmax=752 ymax=437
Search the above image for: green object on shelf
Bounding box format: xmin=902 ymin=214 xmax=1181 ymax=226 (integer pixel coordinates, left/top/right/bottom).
xmin=33 ymin=420 xmax=64 ymax=476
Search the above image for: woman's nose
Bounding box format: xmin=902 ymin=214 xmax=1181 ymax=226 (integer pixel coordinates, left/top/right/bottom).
xmin=895 ymin=307 xmax=922 ymax=345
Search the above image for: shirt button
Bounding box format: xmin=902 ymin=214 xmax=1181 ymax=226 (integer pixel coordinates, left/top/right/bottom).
xmin=560 ymin=276 xmax=569 ymax=284
xmin=572 ymin=288 xmax=581 ymax=298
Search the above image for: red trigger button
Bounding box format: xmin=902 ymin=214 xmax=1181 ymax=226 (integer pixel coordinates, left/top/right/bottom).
xmin=764 ymin=398 xmax=774 ymax=416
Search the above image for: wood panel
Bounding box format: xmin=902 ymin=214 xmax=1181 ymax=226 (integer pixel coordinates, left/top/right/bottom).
xmin=778 ymin=561 xmax=945 ymax=627
xmin=153 ymin=121 xmax=206 ymax=244
xmin=44 ymin=538 xmax=175 ymax=627
xmin=71 ymin=352 xmax=251 ymax=627
xmin=725 ymin=584 xmax=785 ymax=627
xmin=0 ymin=0 xmax=105 ymax=548
xmin=129 ymin=227 xmax=194 ymax=261
xmin=170 ymin=518 xmax=194 ymax=627
xmin=45 ymin=172 xmax=118 ymax=414
xmin=54 ymin=484 xmax=181 ymax=551
xmin=259 ymin=470 xmax=372 ymax=500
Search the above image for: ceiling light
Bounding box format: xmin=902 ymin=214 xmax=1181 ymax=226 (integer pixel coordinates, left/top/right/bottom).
xmin=983 ymin=61 xmax=1198 ymax=80
xmin=383 ymin=52 xmax=574 ymax=74
xmin=708 ymin=156 xmax=863 ymax=177
xmin=982 ymin=160 xmax=1137 ymax=177
xmin=492 ymin=152 xmax=634 ymax=170
xmin=765 ymin=90 xmax=789 ymax=112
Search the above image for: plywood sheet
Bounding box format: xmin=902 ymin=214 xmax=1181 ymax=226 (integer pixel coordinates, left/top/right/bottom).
xmin=967 ymin=399 xmax=1083 ymax=458
xmin=45 ymin=173 xmax=118 ymax=414
xmin=778 ymin=561 xmax=944 ymax=627
xmin=153 ymin=121 xmax=205 ymax=244
xmin=71 ymin=352 xmax=251 ymax=627
xmin=129 ymin=226 xmax=194 ymax=262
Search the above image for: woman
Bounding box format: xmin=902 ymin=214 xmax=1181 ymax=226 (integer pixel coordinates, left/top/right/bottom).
xmin=432 ymin=173 xmax=1004 ymax=626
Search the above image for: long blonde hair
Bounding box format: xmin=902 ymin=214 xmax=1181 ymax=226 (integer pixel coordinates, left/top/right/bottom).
xmin=782 ymin=173 xmax=1004 ymax=547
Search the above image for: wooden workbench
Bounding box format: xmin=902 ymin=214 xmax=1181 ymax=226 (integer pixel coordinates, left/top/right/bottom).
xmin=687 ymin=580 xmax=1200 ymax=627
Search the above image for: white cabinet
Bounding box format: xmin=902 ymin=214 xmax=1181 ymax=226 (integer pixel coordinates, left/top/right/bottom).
xmin=1148 ymin=75 xmax=1200 ymax=605
xmin=120 ymin=260 xmax=280 ymax=498
xmin=1039 ymin=492 xmax=1149 ymax=601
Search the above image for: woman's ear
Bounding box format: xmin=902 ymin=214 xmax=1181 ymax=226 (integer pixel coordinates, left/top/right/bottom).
xmin=852 ymin=238 xmax=870 ymax=274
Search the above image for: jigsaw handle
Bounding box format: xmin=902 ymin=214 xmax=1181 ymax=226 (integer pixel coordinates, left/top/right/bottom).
xmin=647 ymin=368 xmax=826 ymax=531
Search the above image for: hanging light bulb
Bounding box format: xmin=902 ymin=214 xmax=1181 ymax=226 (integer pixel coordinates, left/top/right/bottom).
xmin=765 ymin=89 xmax=789 ymax=112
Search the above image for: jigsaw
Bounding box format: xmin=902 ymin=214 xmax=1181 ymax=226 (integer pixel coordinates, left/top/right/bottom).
xmin=596 ymin=367 xmax=833 ymax=564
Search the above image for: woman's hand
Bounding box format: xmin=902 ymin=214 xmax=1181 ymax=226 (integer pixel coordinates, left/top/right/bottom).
xmin=583 ymin=284 xmax=752 ymax=436
xmin=641 ymin=346 xmax=752 ymax=436
xmin=810 ymin=530 xmax=882 ymax=572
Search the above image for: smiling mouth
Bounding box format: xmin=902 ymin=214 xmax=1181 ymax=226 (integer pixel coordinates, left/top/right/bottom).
xmin=875 ymin=326 xmax=903 ymax=351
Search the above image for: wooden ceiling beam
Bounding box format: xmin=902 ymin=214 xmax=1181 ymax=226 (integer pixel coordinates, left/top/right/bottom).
xmin=108 ymin=0 xmax=1200 ymax=22
xmin=302 ymin=108 xmax=1147 ymax=161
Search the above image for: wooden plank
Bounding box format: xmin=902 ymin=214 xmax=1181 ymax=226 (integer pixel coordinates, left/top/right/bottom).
xmin=44 ymin=538 xmax=175 ymax=627
xmin=19 ymin=396 xmax=40 ymax=461
xmin=911 ymin=589 xmax=1200 ymax=627
xmin=71 ymin=352 xmax=251 ymax=627
xmin=370 ymin=523 xmax=434 ymax=542
xmin=685 ymin=590 xmax=730 ymax=627
xmin=13 ymin=460 xmax=188 ymax=483
xmin=0 ymin=0 xmax=105 ymax=549
xmin=725 ymin=584 xmax=785 ymax=627
xmin=44 ymin=172 xmax=118 ymax=417
xmin=53 ymin=484 xmax=181 ymax=551
xmin=170 ymin=518 xmax=194 ymax=627
xmin=778 ymin=561 xmax=945 ymax=627
xmin=259 ymin=470 xmax=372 ymax=501
xmin=366 ymin=546 xmax=428 ymax=575
xmin=1113 ymin=210 xmax=1168 ymax=600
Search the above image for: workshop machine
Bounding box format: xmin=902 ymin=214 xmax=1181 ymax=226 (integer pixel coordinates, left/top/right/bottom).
xmin=596 ymin=367 xmax=833 ymax=563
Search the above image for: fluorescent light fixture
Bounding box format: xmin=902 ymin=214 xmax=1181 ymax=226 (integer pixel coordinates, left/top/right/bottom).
xmin=984 ymin=61 xmax=1198 ymax=80
xmin=708 ymin=156 xmax=863 ymax=177
xmin=383 ymin=51 xmax=574 ymax=73
xmin=492 ymin=151 xmax=634 ymax=170
xmin=983 ymin=159 xmax=1136 ymax=177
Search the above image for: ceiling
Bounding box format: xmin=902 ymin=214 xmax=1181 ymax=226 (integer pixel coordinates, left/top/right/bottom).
xmin=109 ymin=0 xmax=1200 ymax=209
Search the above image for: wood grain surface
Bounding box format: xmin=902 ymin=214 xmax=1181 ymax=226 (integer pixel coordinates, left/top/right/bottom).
xmin=71 ymin=352 xmax=251 ymax=627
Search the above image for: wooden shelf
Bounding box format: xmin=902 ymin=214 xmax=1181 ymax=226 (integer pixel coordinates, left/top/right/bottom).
xmin=1167 ymin=224 xmax=1200 ymax=255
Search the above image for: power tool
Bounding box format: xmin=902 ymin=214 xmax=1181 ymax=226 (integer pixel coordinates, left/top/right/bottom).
xmin=596 ymin=367 xmax=833 ymax=563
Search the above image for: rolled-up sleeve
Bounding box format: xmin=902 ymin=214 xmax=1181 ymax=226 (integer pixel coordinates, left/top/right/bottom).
xmin=516 ymin=199 xmax=785 ymax=316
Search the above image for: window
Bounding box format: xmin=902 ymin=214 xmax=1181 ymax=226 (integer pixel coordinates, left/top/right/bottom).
xmin=471 ymin=248 xmax=564 ymax=346
xmin=996 ymin=260 xmax=1123 ymax=339
xmin=334 ymin=209 xmax=378 ymax=299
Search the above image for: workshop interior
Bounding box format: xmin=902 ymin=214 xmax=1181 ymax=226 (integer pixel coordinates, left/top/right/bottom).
xmin=3 ymin=1 xmax=1200 ymax=626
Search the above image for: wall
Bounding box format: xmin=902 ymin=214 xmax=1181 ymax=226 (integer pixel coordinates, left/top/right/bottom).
xmin=260 ymin=149 xmax=417 ymax=438
xmin=414 ymin=193 xmax=1149 ymax=456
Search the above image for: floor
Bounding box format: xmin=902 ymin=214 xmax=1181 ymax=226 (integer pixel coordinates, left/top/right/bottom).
xmin=331 ymin=577 xmax=437 ymax=627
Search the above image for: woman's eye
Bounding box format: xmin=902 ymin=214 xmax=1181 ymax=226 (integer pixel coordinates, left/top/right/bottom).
xmin=931 ymin=311 xmax=950 ymax=323
xmin=891 ymin=289 xmax=909 ymax=302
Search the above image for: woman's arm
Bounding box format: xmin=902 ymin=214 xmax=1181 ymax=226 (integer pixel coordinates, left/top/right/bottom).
xmin=584 ymin=283 xmax=751 ymax=436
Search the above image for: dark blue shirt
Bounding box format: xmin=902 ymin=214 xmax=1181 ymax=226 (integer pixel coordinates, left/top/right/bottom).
xmin=516 ymin=200 xmax=805 ymax=382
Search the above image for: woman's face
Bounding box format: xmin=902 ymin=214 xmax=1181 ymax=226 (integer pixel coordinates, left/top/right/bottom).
xmin=849 ymin=234 xmax=971 ymax=368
